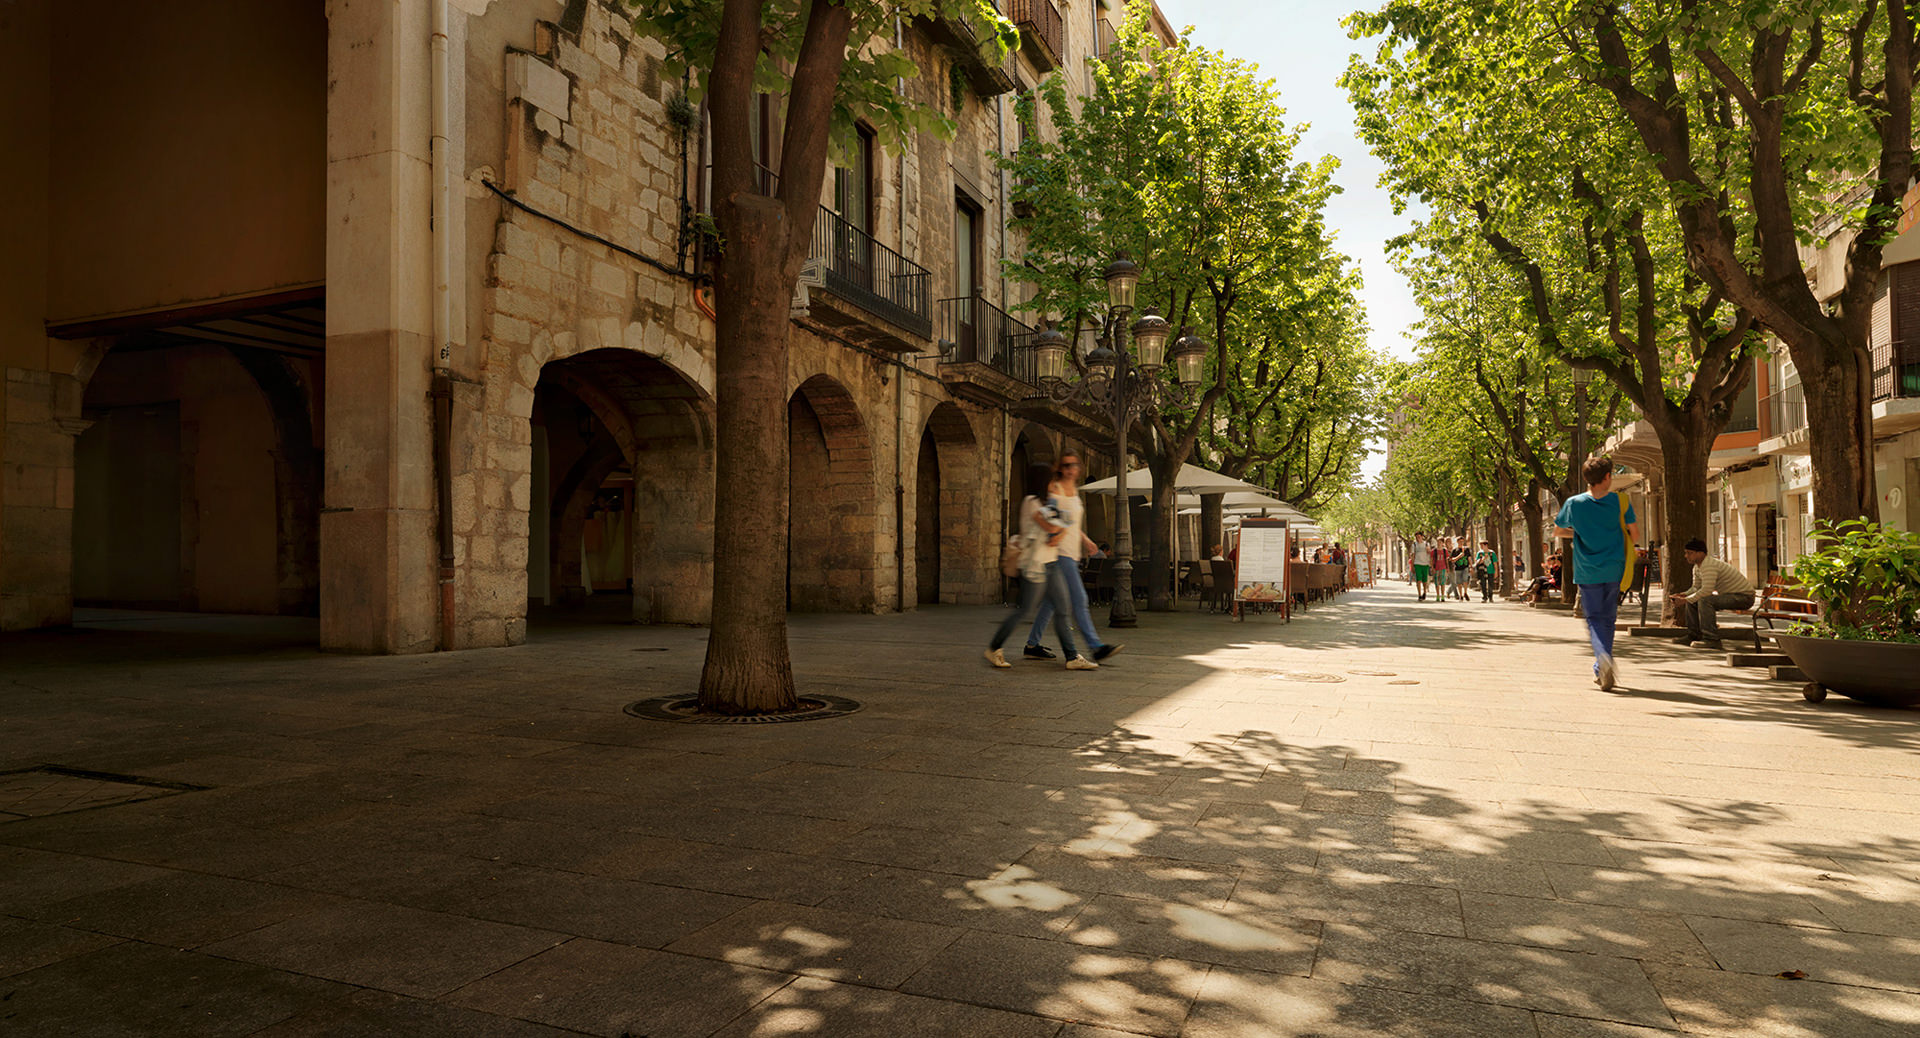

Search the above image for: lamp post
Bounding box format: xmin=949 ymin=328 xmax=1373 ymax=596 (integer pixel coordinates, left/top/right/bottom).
xmin=1031 ymin=254 xmax=1208 ymax=627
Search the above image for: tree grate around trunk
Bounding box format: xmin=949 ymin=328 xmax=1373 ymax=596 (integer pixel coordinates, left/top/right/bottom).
xmin=625 ymin=694 xmax=863 ymax=724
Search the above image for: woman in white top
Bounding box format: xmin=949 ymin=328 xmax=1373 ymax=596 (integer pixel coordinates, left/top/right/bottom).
xmin=987 ymin=464 xmax=1093 ymax=669
xmin=1028 ymin=452 xmax=1122 ymax=662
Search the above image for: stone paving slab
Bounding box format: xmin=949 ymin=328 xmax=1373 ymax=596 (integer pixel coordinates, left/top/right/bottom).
xmin=5 ymin=587 xmax=1920 ymax=1035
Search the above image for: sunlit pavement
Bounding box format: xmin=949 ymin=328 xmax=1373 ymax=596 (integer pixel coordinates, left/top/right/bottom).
xmin=4 ymin=589 xmax=1919 ymax=1036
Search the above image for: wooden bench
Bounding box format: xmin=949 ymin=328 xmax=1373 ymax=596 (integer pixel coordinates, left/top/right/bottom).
xmin=1751 ymin=575 xmax=1821 ymax=633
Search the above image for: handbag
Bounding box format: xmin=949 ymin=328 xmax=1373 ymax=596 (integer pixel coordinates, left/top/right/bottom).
xmin=1000 ymin=536 xmax=1025 ymax=578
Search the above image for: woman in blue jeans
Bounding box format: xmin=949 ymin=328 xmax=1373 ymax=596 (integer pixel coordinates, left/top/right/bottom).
xmin=1026 ymin=452 xmax=1124 ymax=663
xmin=986 ymin=464 xmax=1095 ymax=669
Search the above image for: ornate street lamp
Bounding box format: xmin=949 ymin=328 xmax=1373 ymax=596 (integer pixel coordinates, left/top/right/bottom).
xmin=1036 ymin=253 xmax=1209 ymax=627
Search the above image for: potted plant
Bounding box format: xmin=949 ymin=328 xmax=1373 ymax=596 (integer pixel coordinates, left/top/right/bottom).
xmin=1774 ymin=519 xmax=1920 ymax=705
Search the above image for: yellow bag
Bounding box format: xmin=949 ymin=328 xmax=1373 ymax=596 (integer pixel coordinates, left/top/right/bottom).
xmin=1616 ymin=492 xmax=1636 ymax=593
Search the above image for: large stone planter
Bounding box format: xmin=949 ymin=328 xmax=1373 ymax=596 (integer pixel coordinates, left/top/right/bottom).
xmin=1775 ymin=633 xmax=1920 ymax=707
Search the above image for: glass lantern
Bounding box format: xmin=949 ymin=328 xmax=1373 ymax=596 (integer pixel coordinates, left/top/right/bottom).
xmin=1103 ymin=254 xmax=1139 ymax=313
xmin=1171 ymin=326 xmax=1209 ymax=388
xmin=1032 ymin=325 xmax=1070 ymax=384
xmin=1085 ymin=340 xmax=1118 ymax=384
xmin=1130 ymin=308 xmax=1171 ymax=371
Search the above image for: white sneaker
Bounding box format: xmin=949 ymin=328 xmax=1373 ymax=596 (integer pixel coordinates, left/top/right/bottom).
xmin=1598 ymin=656 xmax=1617 ymax=691
xmin=1066 ymin=656 xmax=1099 ymax=670
xmin=985 ymin=648 xmax=1011 ymax=669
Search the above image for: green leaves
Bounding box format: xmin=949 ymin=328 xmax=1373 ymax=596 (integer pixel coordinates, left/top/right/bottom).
xmin=626 ymin=0 xmax=1009 ymax=154
xmin=1792 ymin=519 xmax=1920 ymax=639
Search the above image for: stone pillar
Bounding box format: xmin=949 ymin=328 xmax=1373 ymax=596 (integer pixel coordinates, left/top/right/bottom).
xmin=320 ymin=0 xmax=439 ymax=652
xmin=0 ymin=374 xmax=85 ymax=630
xmin=0 ymin=2 xmax=63 ymax=631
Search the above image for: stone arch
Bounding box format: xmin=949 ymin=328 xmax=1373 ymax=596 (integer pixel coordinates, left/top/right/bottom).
xmin=517 ymin=347 xmax=715 ymax=628
xmin=72 ymin=333 xmax=311 ymax=616
xmin=789 ymin=373 xmax=877 ymax=612
xmin=1008 ymin=421 xmax=1058 ymax=543
xmin=916 ymin=402 xmax=984 ymax=605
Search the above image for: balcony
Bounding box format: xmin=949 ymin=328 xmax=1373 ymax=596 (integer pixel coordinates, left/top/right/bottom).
xmin=801 ymin=205 xmax=933 ymax=349
xmin=935 ymin=295 xmax=1039 ymax=404
xmin=1008 ymin=0 xmax=1064 ymax=71
xmin=1871 ymin=340 xmax=1920 ymax=434
xmin=1758 ymin=383 xmax=1810 ymax=455
xmin=923 ymin=8 xmax=1016 ymax=97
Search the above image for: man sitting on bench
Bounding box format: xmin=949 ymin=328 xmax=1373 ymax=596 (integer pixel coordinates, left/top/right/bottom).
xmin=1670 ymin=538 xmax=1755 ymax=649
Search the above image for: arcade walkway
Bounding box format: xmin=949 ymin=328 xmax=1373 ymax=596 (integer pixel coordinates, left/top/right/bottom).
xmin=3 ymin=588 xmax=1917 ymax=1036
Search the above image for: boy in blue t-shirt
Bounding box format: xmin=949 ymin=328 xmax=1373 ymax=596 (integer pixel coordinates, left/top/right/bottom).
xmin=1553 ymin=455 xmax=1641 ymax=691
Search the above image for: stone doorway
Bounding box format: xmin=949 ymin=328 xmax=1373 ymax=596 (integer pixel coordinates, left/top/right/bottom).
xmin=917 ymin=402 xmax=981 ymax=605
xmin=528 ymin=349 xmax=713 ymax=628
xmin=72 ymin=313 xmax=322 ymax=618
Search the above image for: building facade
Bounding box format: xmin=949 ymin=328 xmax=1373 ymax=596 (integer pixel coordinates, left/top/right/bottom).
xmin=0 ymin=0 xmax=1169 ymax=650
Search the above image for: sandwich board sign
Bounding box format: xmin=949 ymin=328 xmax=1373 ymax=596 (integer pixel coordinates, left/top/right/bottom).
xmin=1234 ymin=518 xmax=1289 ymax=620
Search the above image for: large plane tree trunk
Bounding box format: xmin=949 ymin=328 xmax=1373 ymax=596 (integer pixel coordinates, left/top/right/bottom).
xmin=697 ymin=0 xmax=851 ymax=714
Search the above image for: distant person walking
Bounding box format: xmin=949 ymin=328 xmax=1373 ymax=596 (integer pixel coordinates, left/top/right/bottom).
xmin=1553 ymin=455 xmax=1640 ymax=691
xmin=1449 ymin=539 xmax=1471 ymax=600
xmin=1671 ymin=538 xmax=1755 ymax=649
xmin=1028 ymin=452 xmax=1122 ymax=662
xmin=1475 ymin=540 xmax=1498 ymax=602
xmin=1411 ymin=533 xmax=1433 ymax=600
xmin=987 ymin=464 xmax=1094 ymax=670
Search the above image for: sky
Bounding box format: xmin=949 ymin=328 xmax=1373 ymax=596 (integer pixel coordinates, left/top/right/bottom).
xmin=1154 ymin=0 xmax=1419 ymax=482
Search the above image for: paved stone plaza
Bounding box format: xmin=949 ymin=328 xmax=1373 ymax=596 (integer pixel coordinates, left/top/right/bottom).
xmin=3 ymin=589 xmax=1918 ymax=1036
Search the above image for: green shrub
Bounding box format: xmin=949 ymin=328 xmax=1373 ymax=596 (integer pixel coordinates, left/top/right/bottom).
xmin=1790 ymin=519 xmax=1920 ymax=641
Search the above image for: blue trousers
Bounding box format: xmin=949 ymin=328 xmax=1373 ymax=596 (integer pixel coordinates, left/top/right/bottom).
xmin=992 ymin=562 xmax=1080 ymax=659
xmin=1579 ymin=583 xmax=1620 ymax=674
xmin=1030 ymin=558 xmax=1105 ymax=654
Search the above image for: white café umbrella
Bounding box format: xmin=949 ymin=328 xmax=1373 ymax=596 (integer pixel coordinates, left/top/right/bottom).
xmin=1175 ymin=490 xmax=1311 ymax=518
xmin=1081 ymin=462 xmax=1267 ymax=497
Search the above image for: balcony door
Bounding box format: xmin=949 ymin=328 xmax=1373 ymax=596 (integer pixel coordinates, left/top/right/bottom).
xmin=954 ymin=194 xmax=981 ymax=360
xmin=832 ymin=127 xmax=875 ymax=292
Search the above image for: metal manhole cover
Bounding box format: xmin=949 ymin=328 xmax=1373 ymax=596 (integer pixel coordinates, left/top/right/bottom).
xmin=1387 ymin=679 xmax=1421 ymax=685
xmin=1268 ymin=672 xmax=1346 ymax=683
xmin=1348 ymin=669 xmax=1397 ymax=677
xmin=626 ymin=694 xmax=862 ymax=724
xmin=0 ymin=765 xmax=207 ymax=820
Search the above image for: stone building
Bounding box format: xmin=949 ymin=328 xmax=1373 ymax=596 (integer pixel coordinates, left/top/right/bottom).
xmin=0 ymin=0 xmax=1172 ymax=650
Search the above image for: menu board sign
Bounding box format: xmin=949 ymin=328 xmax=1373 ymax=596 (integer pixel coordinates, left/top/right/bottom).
xmin=1355 ymin=552 xmax=1373 ymax=586
xmin=1234 ymin=518 xmax=1289 ymax=606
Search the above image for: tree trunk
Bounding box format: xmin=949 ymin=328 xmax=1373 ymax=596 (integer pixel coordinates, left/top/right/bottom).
xmin=1491 ymin=467 xmax=1514 ymax=597
xmin=1800 ymin=342 xmax=1880 ymax=523
xmin=699 ymin=195 xmax=798 ymax=714
xmin=1657 ymin=420 xmax=1713 ymax=628
xmin=1147 ymin=455 xmax=1180 ymax=611
xmin=1520 ymin=477 xmax=1544 ymax=591
xmin=1200 ymin=493 xmax=1223 ymax=562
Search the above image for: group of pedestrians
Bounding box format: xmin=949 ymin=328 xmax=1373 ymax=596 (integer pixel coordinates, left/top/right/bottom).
xmin=1407 ymin=534 xmax=1499 ymax=602
xmin=985 ymin=451 xmax=1123 ymax=670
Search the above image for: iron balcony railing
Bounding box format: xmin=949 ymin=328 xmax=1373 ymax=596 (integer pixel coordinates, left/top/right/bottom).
xmin=1762 ymin=383 xmax=1806 ymax=439
xmin=1008 ymin=0 xmax=1064 ymax=70
xmin=812 ymin=206 xmax=933 ymax=338
xmin=938 ymin=295 xmax=1040 ymax=386
xmin=1721 ymin=408 xmax=1759 ymax=434
xmin=1871 ymin=341 xmax=1920 ymax=400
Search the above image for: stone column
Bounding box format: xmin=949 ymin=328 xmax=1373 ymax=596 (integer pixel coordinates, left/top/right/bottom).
xmin=0 ymin=374 xmax=85 ymax=630
xmin=320 ymin=0 xmax=439 ymax=652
